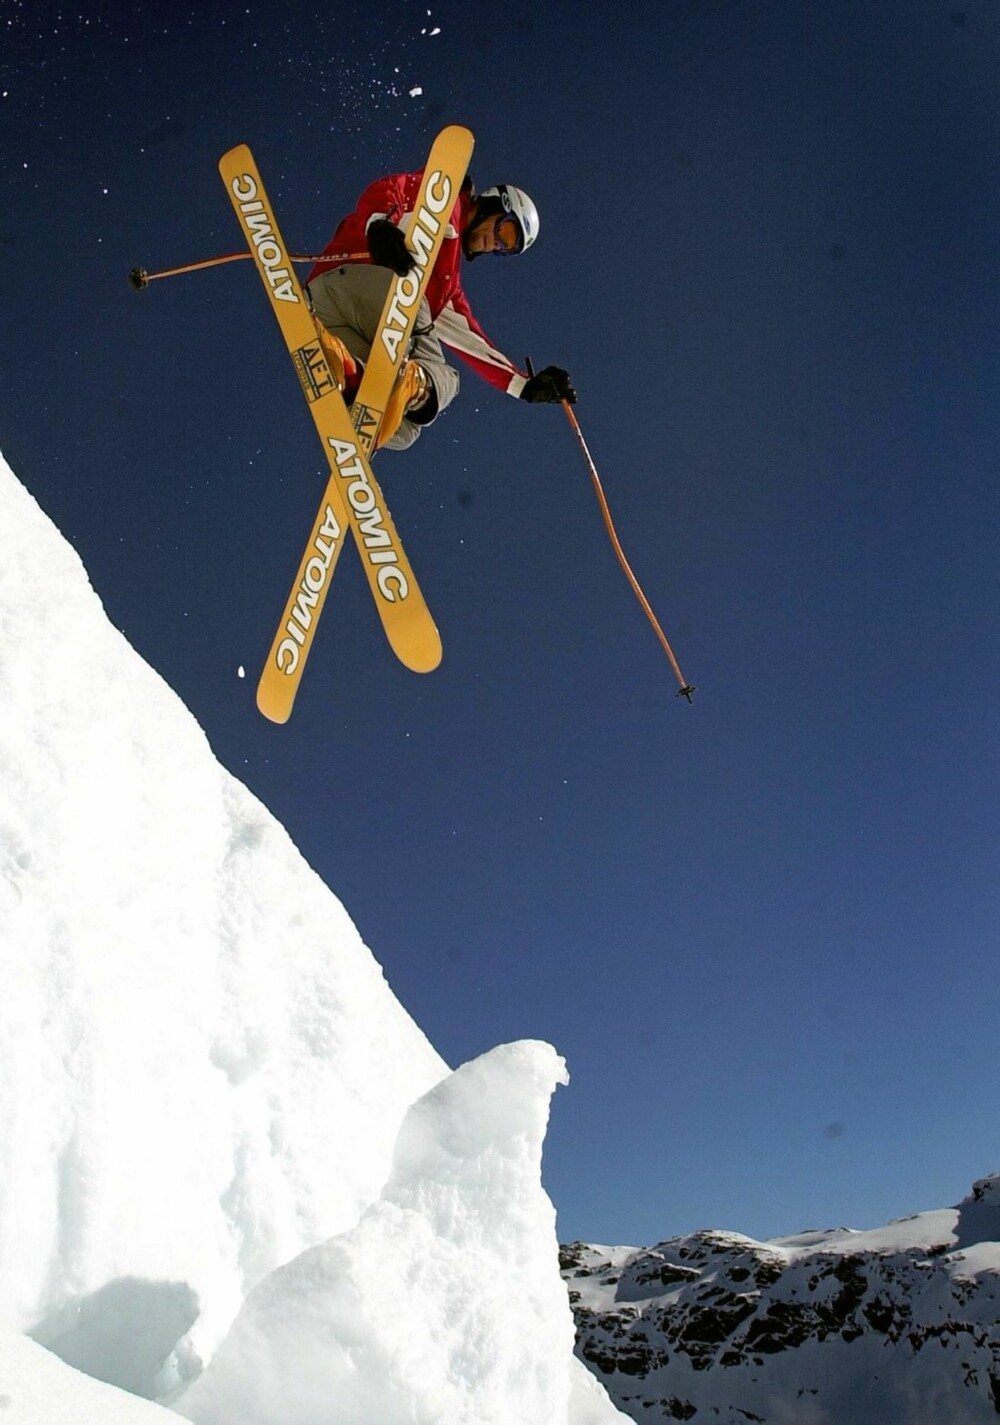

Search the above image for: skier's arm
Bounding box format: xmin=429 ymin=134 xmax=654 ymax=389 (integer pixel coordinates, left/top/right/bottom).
xmin=434 ymin=291 xmax=528 ymax=397
xmin=435 ymin=295 xmax=576 ymax=404
xmin=308 ymin=174 xmax=416 ymax=283
xmin=352 ymin=173 xmax=413 ymax=228
xmin=354 ymin=175 xmax=418 ymax=273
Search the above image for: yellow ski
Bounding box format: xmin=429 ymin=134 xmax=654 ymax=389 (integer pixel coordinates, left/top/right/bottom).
xmin=219 ymin=126 xmax=474 ymax=723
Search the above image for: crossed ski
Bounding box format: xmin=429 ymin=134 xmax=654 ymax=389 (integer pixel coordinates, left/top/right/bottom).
xmin=219 ymin=126 xmax=474 ymax=723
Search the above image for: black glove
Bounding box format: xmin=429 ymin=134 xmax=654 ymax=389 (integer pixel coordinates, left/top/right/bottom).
xmin=367 ymin=219 xmax=416 ymax=276
xmin=521 ymin=365 xmax=577 ymax=404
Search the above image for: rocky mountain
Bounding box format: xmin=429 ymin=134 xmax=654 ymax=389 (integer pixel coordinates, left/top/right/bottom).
xmin=563 ymin=1174 xmax=1000 ymax=1424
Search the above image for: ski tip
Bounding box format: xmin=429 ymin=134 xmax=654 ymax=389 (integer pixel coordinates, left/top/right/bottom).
xmin=395 ymin=627 xmax=443 ymax=675
xmin=440 ymin=123 xmax=475 ymax=146
xmin=677 ymin=684 xmax=696 ymax=704
xmin=218 ymin=143 xmax=254 ymax=177
xmin=404 ymin=642 xmax=443 ymax=675
xmin=256 ymin=682 xmax=294 ymax=725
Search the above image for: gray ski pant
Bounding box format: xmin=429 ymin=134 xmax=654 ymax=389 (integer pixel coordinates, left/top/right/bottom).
xmin=306 ymin=264 xmax=459 ymax=451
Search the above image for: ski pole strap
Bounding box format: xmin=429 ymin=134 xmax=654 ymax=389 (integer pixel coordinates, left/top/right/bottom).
xmin=561 ymin=398 xmax=695 ymax=702
xmin=129 ymin=250 xmax=368 ymax=288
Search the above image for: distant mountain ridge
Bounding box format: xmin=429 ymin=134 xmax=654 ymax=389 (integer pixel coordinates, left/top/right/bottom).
xmin=563 ymin=1174 xmax=1000 ymax=1424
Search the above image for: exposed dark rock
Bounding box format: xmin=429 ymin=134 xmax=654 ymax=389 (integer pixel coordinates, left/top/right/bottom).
xmin=661 ymin=1399 xmax=697 ymax=1420
xmin=862 ymin=1296 xmax=898 ymax=1335
xmin=633 ymin=1262 xmax=701 ymax=1290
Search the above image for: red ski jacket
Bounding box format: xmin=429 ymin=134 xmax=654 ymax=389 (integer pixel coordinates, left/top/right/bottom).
xmin=307 ymin=171 xmax=527 ymax=398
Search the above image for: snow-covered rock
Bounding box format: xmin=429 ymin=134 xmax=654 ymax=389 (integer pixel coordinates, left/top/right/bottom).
xmin=176 ymin=1042 xmax=625 ymax=1425
xmin=563 ymin=1174 xmax=1000 ymax=1424
xmin=0 ymin=445 xmax=627 ymax=1425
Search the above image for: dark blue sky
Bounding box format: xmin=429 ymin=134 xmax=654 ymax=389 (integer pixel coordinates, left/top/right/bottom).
xmin=2 ymin=0 xmax=997 ymax=1245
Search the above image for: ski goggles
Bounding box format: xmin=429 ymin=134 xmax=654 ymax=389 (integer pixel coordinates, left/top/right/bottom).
xmin=494 ymin=213 xmax=524 ymax=255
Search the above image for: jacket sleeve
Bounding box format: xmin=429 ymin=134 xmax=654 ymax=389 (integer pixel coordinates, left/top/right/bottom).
xmin=308 ymin=173 xmax=417 ymax=282
xmin=433 ymin=284 xmax=528 ymax=398
xmin=351 ymin=173 xmax=414 ymax=230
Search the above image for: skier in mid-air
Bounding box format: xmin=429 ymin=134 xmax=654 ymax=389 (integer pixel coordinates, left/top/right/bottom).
xmin=305 ymin=170 xmax=577 ymax=451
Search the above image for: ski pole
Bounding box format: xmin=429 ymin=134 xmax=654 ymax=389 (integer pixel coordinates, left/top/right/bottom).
xmin=129 ymin=250 xmax=367 ymax=289
xmin=541 ymin=364 xmax=694 ymax=702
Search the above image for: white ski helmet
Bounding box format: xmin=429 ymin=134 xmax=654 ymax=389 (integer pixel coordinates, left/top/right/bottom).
xmin=479 ymin=183 xmax=540 ymax=254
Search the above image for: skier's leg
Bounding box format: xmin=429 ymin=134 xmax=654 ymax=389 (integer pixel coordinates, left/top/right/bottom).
xmin=307 ymin=265 xmax=459 ymax=450
xmin=408 ymin=319 xmax=460 ymax=418
xmin=306 ymin=264 xmax=384 ymax=364
xmin=378 ymin=316 xmax=459 ymax=450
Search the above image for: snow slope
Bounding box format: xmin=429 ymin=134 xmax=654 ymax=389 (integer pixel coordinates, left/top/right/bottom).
xmin=563 ymin=1173 xmax=1000 ymax=1423
xmin=0 ymin=450 xmax=626 ymax=1425
xmin=0 ymin=452 xmax=448 ymax=1388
